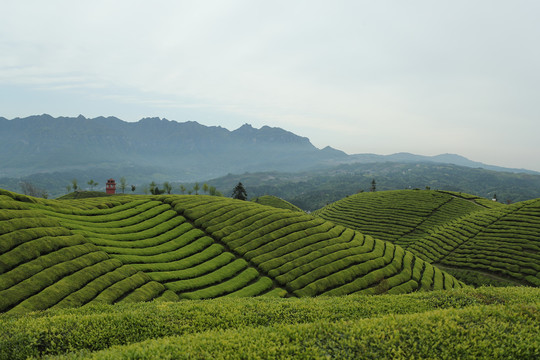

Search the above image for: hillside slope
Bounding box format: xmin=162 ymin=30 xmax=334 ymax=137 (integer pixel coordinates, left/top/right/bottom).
xmin=315 ymin=190 xmax=540 ymax=286
xmin=0 ymin=189 xmax=464 ymax=313
xmin=251 ymin=195 xmax=303 ymax=212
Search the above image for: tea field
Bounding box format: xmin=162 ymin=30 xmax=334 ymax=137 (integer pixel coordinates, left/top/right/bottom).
xmin=1 ymin=188 xmax=539 ymax=358
xmin=1 ymin=189 xmax=466 ymax=314
xmin=315 ymin=190 xmax=540 ymax=287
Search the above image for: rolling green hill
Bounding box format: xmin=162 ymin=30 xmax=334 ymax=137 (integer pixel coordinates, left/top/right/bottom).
xmin=251 ymin=195 xmax=303 ymax=212
xmin=315 ymin=190 xmax=540 ymax=287
xmin=0 ymin=189 xmax=465 ymax=314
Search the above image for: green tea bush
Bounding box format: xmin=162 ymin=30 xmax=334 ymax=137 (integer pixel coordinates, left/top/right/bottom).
xmin=0 ymin=234 xmax=86 ymax=274
xmin=147 ymin=252 xmax=235 ymax=282
xmin=165 ymin=258 xmax=248 ymax=293
xmin=128 ymin=244 xmax=224 ymax=272
xmin=1 ymin=287 xmax=537 ymax=360
xmin=111 ymin=236 xmax=214 ymax=264
xmin=90 ymin=272 xmax=152 ymax=304
xmin=179 ymin=267 xmax=260 ymax=299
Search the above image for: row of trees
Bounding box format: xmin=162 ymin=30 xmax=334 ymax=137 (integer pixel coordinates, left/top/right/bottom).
xmin=143 ymin=182 xmax=223 ymax=196
xmin=66 ymin=177 xmax=135 ymax=194
xmin=63 ymin=178 xmax=246 ymax=200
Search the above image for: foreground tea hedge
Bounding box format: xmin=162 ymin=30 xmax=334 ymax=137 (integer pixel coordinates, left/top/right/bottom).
xmin=55 ymin=304 xmax=540 ymax=360
xmin=0 ymin=287 xmax=538 ymax=359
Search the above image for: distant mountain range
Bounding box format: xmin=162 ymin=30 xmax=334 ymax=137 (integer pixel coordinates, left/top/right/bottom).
xmin=348 ymin=152 xmax=537 ymax=174
xmin=0 ymin=114 xmax=538 ymax=198
xmin=0 ymin=114 xmax=346 ymax=180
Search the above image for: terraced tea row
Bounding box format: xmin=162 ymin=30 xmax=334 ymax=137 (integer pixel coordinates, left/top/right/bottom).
xmin=314 ymin=190 xmax=500 ymax=247
xmin=169 ymin=195 xmax=464 ymax=297
xmin=251 ymin=195 xmax=303 ymax=212
xmin=409 ymin=198 xmax=540 ymax=286
xmin=1 ymin=189 xmax=466 ymax=312
xmin=0 ymin=192 xmax=172 ymax=314
xmin=32 ymin=197 xmax=277 ymax=300
xmin=315 ymin=190 xmax=540 ymax=286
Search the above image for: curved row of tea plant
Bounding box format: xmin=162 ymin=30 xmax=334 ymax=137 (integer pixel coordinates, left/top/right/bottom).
xmin=409 ymin=198 xmax=540 ymax=286
xmin=314 ymin=190 xmax=500 ymax=247
xmin=29 ymin=196 xmax=280 ymax=300
xmin=0 ymin=191 xmax=173 ymax=314
xmin=314 ymin=190 xmax=540 ymax=286
xmin=1 ymin=287 xmax=538 ymax=360
xmin=251 ymin=195 xmax=303 ymax=212
xmin=1 ymin=189 xmax=466 ymax=313
xmin=168 ymin=195 xmax=464 ymax=297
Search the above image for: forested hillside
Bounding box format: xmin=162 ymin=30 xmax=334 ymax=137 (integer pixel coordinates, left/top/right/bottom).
xmin=205 ymin=162 xmax=540 ymax=211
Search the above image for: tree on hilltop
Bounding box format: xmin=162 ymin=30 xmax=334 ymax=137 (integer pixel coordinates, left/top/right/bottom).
xmin=163 ymin=181 xmax=172 ymax=194
xmin=149 ymin=181 xmax=157 ymax=194
xmin=151 ymin=186 xmax=165 ymax=195
xmin=87 ymin=179 xmax=98 ymax=191
xmin=194 ymin=182 xmax=200 ymax=195
xmin=119 ymin=177 xmax=127 ymax=194
xmin=232 ymin=182 xmax=247 ymax=200
xmin=71 ymin=179 xmax=78 ymax=191
xmin=371 ymin=179 xmax=376 ymax=192
xmin=19 ymin=181 xmax=47 ymax=198
xmin=203 ymin=183 xmax=209 ymax=194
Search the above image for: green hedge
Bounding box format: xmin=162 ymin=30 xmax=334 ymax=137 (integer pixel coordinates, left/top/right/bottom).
xmin=165 ymin=259 xmax=248 ymax=293
xmin=98 ymin=228 xmax=205 ymax=256
xmin=179 ymin=267 xmax=260 ymax=300
xmin=0 ymin=234 xmax=86 ymax=274
xmin=128 ymin=244 xmax=224 ymax=272
xmin=0 ymin=250 xmax=109 ymax=312
xmin=147 ymin=252 xmax=235 ymax=282
xmin=0 ymin=243 xmax=101 ymax=291
xmin=76 ymin=303 xmax=539 ymax=360
xmin=89 ymin=272 xmax=152 ymax=304
xmin=0 ymin=287 xmax=537 ymax=360
xmin=52 ymin=265 xmax=137 ymax=308
xmin=111 ymin=236 xmax=214 ymax=264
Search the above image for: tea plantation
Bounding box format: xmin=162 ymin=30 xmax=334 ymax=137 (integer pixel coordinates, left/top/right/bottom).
xmin=1 ymin=188 xmax=539 ymax=358
xmin=315 ymin=190 xmax=540 ymax=286
xmin=1 ymin=189 xmax=466 ymax=314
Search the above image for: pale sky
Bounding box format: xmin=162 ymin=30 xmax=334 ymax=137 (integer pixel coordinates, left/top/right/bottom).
xmin=1 ymin=1 xmax=539 ymax=171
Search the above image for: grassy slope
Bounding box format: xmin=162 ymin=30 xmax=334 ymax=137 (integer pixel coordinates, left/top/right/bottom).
xmin=251 ymin=195 xmax=303 ymax=212
xmin=0 ymin=287 xmax=538 ymax=359
xmin=1 ymin=189 xmax=464 ymax=314
xmin=315 ymin=190 xmax=540 ymax=286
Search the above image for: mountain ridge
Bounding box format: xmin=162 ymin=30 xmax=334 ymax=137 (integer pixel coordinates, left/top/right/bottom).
xmin=1 ymin=114 xmax=538 ymax=200
xmin=0 ymin=114 xmax=338 ymax=179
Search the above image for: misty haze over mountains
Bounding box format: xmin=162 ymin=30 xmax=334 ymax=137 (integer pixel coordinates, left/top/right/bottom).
xmin=1 ymin=114 xmax=536 ymax=184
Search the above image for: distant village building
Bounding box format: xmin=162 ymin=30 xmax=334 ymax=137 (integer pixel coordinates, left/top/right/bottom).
xmin=106 ymin=178 xmax=116 ymax=194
